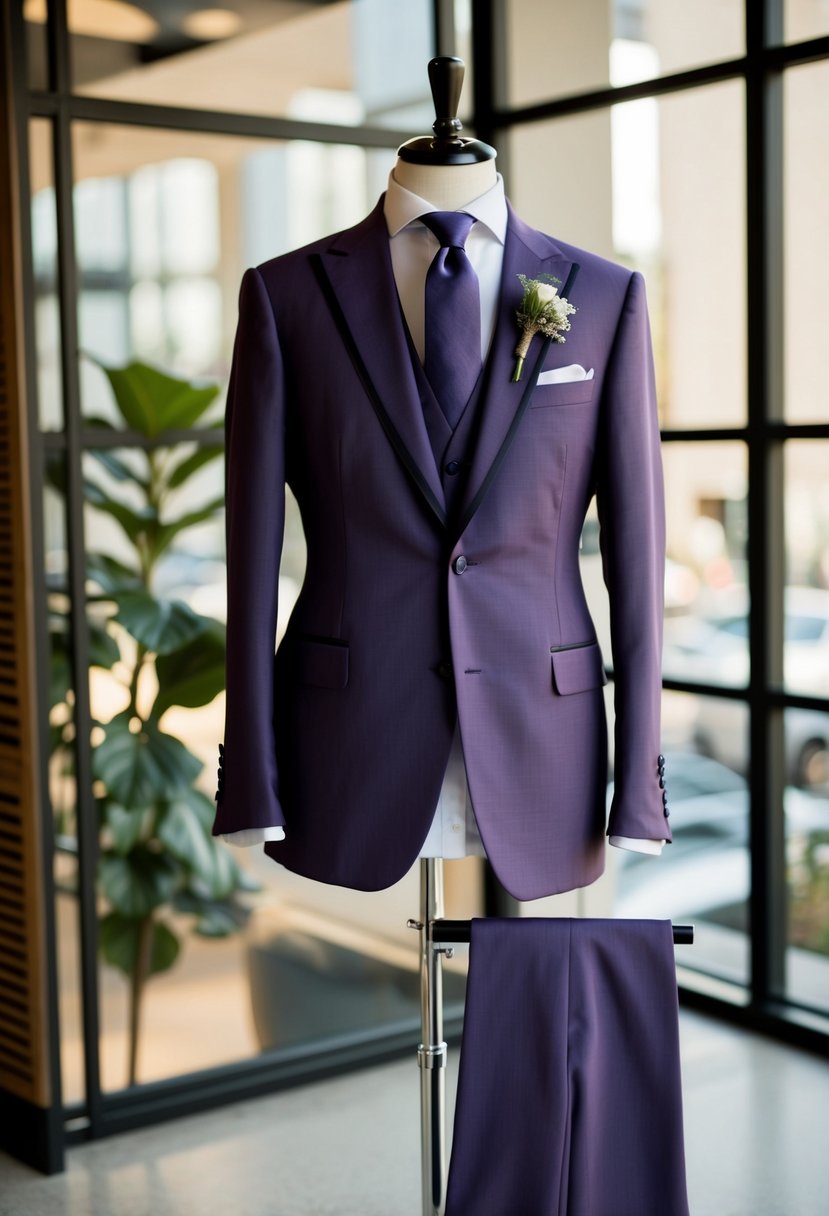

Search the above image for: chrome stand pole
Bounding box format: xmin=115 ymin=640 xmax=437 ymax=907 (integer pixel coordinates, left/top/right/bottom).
xmin=412 ymin=857 xmax=447 ymax=1216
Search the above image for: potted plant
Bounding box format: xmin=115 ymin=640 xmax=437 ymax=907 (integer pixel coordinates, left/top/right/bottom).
xmin=49 ymin=357 xmax=259 ymax=1086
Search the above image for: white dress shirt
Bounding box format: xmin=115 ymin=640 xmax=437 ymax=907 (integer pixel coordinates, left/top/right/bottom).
xmin=221 ymin=170 xmax=664 ymax=859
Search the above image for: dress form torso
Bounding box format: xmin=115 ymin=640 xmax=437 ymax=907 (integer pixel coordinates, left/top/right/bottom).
xmin=220 ymin=157 xmax=664 ymax=859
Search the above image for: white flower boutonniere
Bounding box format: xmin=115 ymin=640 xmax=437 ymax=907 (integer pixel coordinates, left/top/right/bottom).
xmin=512 ymin=274 xmax=577 ymax=382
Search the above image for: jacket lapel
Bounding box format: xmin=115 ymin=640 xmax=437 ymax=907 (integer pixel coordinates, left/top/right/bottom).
xmin=312 ymin=198 xmax=447 ymax=527
xmin=454 ymin=205 xmax=575 ymax=539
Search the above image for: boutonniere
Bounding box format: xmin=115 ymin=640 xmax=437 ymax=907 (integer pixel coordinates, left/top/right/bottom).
xmin=512 ymin=274 xmax=577 ymax=382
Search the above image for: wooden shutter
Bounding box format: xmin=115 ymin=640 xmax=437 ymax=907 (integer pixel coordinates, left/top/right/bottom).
xmin=0 ymin=43 xmax=53 ymax=1111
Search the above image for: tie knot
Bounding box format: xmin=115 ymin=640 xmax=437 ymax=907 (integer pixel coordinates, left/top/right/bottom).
xmin=420 ymin=210 xmax=477 ymax=250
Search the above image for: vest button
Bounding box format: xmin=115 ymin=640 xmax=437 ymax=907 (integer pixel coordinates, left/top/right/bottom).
xmin=437 ymin=661 xmax=453 ymax=681
xmin=445 ymin=460 xmax=461 ymax=475
xmin=453 ymin=555 xmax=468 ymax=574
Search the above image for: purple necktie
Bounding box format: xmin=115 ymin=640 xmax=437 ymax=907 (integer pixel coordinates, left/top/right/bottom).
xmin=420 ymin=211 xmax=482 ymax=428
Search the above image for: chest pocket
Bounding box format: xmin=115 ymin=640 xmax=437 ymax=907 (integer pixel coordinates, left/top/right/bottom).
xmin=531 ymin=380 xmax=596 ymax=408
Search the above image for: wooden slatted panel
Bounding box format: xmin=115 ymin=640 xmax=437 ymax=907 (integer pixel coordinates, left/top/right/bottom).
xmin=0 ymin=52 xmax=52 ymax=1107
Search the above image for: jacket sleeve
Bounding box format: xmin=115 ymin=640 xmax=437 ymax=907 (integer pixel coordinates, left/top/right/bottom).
xmin=211 ymin=266 xmax=287 ymax=837
xmin=595 ymin=270 xmax=671 ymax=843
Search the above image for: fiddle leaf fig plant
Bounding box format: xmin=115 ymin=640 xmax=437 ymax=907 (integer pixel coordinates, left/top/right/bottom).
xmin=51 ymin=355 xmax=261 ymax=1086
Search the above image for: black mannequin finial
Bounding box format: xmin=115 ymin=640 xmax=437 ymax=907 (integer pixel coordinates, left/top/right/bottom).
xmin=397 ymin=56 xmax=496 ymax=166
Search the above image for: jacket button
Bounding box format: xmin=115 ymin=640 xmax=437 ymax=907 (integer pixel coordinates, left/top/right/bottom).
xmin=453 ymin=555 xmax=468 ymax=574
xmin=446 ymin=460 xmax=461 ymax=475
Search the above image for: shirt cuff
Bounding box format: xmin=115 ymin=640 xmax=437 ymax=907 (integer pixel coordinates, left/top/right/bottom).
xmin=609 ymin=835 xmax=665 ymax=856
xmin=220 ymin=826 xmax=286 ymax=847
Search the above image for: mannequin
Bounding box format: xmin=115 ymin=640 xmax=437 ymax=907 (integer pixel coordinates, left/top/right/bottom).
xmin=391 ymin=159 xmax=497 ymax=210
xmin=213 ymin=54 xmax=672 ymax=898
xmin=220 ymin=57 xmax=664 ymax=863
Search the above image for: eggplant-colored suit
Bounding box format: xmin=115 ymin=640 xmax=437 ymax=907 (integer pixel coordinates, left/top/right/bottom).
xmin=211 ymin=195 xmax=669 ymax=901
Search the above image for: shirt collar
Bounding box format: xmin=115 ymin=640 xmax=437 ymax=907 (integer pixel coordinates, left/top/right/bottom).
xmin=383 ymin=169 xmax=507 ymax=244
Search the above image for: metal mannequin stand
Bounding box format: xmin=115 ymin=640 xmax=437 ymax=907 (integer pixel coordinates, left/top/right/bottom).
xmin=408 ymin=857 xmax=694 ymax=1216
xmin=408 ymin=858 xmax=449 ymax=1216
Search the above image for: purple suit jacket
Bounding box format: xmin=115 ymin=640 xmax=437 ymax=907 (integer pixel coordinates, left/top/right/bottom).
xmin=211 ymin=196 xmax=669 ymax=901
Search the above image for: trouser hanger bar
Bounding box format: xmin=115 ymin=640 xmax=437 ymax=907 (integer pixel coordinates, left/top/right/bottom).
xmin=409 ymin=865 xmax=695 ymax=1216
xmin=427 ymin=919 xmax=695 ymax=945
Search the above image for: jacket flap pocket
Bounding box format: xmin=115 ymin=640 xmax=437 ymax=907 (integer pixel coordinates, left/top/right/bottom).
xmin=550 ymin=641 xmax=607 ymax=695
xmin=296 ymin=638 xmax=349 ymax=689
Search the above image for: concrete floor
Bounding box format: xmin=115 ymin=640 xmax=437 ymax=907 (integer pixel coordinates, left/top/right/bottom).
xmin=1 ymin=1009 xmax=827 ymax=1216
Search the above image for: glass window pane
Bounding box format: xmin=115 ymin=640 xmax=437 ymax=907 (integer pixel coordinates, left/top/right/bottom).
xmin=508 ymin=80 xmax=747 ymax=429
xmin=69 ymin=0 xmax=437 ymax=131
xmin=505 ymin=0 xmax=744 ymax=108
xmin=24 ymin=0 xmax=49 ymax=90
xmin=30 ymin=119 xmax=64 ymax=433
xmin=785 ymin=708 xmax=829 ymax=1014
xmin=43 ymin=455 xmax=87 ymax=1105
xmin=785 ymin=442 xmax=829 ymax=696
xmin=785 ymin=0 xmax=829 ymax=42
xmin=784 ymin=60 xmax=829 ymax=423
xmin=71 ymin=122 xmax=396 ymax=420
xmin=613 ymin=690 xmax=749 ymax=987
xmin=661 ymin=443 xmax=748 ymax=687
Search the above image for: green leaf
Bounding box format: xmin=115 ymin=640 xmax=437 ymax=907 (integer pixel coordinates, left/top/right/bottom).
xmin=84 ymin=477 xmax=158 ymax=544
xmin=113 ymin=589 xmax=209 ymax=655
xmin=153 ymin=618 xmax=226 ymax=716
xmin=49 ymin=611 xmax=118 ymax=698
xmin=166 ymin=443 xmax=224 ymax=490
xmin=167 ymin=786 xmax=262 ymax=899
xmin=89 ymin=616 xmax=121 ymax=670
xmin=94 ymin=358 xmax=220 ymax=437
xmin=156 ymin=794 xmax=218 ymax=887
xmin=99 ymin=910 xmax=139 ymax=975
xmin=193 ymin=904 xmax=245 ymax=938
xmin=148 ymin=496 xmax=225 ymax=563
xmin=98 ymin=849 xmax=180 ymax=918
xmin=44 ymin=453 xmax=67 ymax=495
xmin=172 ymin=890 xmax=252 ymax=938
xmin=158 ymin=788 xmax=239 ymax=900
xmin=86 ymin=552 xmax=143 ymax=596
xmin=104 ymin=802 xmax=147 ymax=854
xmin=87 ymin=446 xmax=148 ymax=489
xmin=148 ymin=920 xmax=180 ymax=976
xmin=99 ymin=911 xmax=181 ymax=977
xmin=48 ymin=721 xmax=69 ymax=755
xmin=92 ymin=709 xmax=203 ymax=806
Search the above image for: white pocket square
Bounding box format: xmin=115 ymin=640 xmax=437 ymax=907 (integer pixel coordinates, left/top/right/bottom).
xmin=537 ymin=364 xmax=594 ymax=385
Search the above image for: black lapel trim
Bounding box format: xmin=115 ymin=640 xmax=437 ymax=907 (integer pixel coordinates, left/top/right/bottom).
xmin=453 ymin=262 xmax=580 ymax=541
xmin=310 ymin=252 xmax=447 ymax=530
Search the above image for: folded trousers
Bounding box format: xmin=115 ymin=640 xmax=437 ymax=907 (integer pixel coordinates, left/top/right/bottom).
xmin=444 ymin=918 xmax=691 ymax=1216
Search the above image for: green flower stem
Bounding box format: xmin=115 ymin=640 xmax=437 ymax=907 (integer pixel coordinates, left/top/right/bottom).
xmin=128 ymin=913 xmax=153 ymax=1086
xmin=128 ymin=640 xmax=148 ymax=717
xmin=512 ymin=356 xmax=525 ymax=382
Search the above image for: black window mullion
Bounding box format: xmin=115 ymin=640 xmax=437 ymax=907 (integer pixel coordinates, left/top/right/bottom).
xmin=746 ymin=0 xmax=788 ymax=1008
xmin=50 ymin=0 xmax=104 ymax=1136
